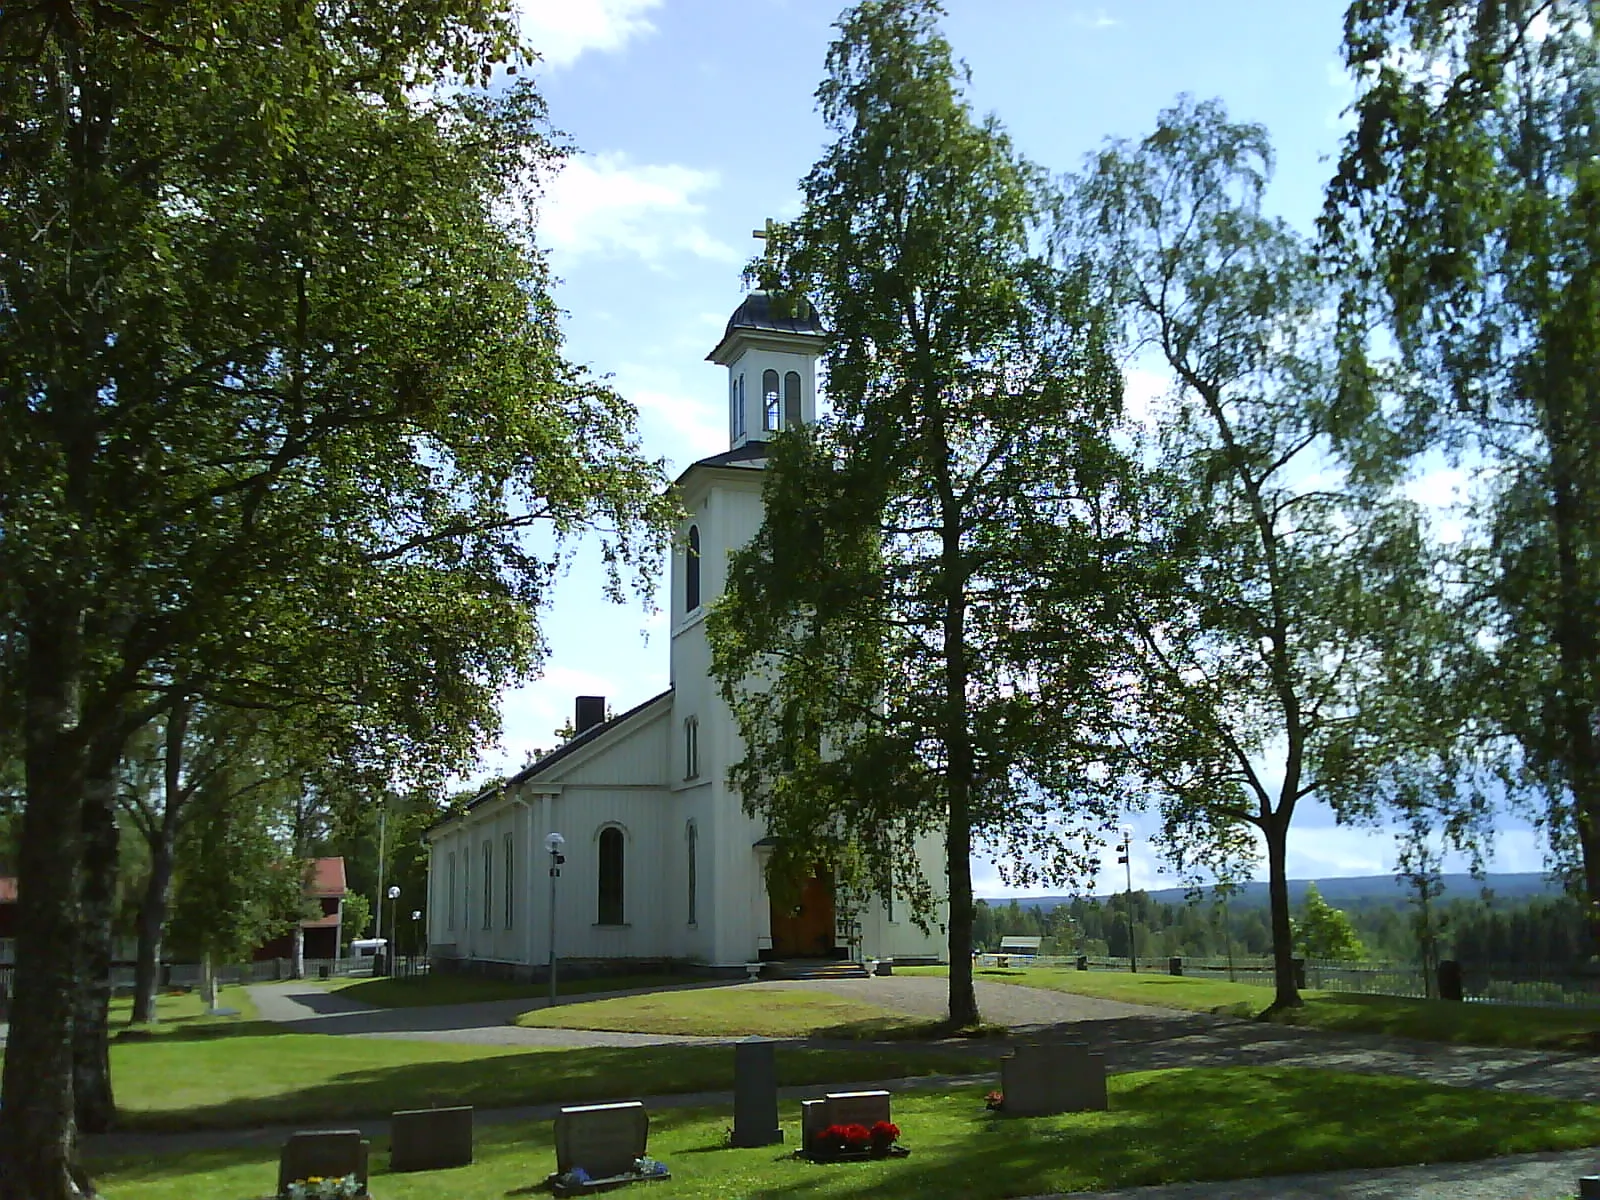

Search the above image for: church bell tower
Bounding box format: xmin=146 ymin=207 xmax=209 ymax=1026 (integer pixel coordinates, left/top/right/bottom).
xmin=706 ymin=290 xmax=827 ymax=450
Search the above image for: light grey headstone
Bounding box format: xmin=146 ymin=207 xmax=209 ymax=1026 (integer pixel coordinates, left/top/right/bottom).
xmin=390 ymin=1105 xmax=473 ymax=1172
xmin=554 ymin=1101 xmax=649 ymax=1179
xmin=278 ymin=1130 xmax=369 ymax=1196
xmin=732 ymin=1037 xmax=782 ymax=1147
xmin=1000 ymin=1041 xmax=1107 ymax=1116
xmin=823 ymin=1090 xmax=892 ymax=1129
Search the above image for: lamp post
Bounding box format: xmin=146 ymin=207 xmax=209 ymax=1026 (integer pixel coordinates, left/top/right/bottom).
xmin=387 ymin=885 xmax=400 ymax=974
xmin=1117 ymin=825 xmax=1136 ymax=974
xmin=545 ymin=832 xmax=566 ymax=1007
xmin=411 ymin=909 xmax=422 ymax=963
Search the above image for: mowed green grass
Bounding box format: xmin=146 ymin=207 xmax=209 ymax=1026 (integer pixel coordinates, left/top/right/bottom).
xmin=111 ymin=1031 xmax=984 ymax=1131
xmin=90 ymin=1068 xmax=1600 ymax=1199
xmin=515 ymin=985 xmax=939 ymax=1039
xmin=107 ymin=986 xmax=264 ymax=1035
xmin=318 ymin=971 xmax=687 ymax=1008
xmin=898 ymin=965 xmax=1600 ymax=1051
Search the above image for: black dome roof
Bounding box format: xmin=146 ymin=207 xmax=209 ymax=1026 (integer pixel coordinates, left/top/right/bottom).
xmin=722 ymin=290 xmax=826 ymax=340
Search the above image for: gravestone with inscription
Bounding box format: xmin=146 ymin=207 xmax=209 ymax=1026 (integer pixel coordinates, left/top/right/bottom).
xmin=549 ymin=1100 xmax=671 ymax=1193
xmin=998 ymin=1042 xmax=1106 ymax=1116
xmin=732 ymin=1037 xmax=782 ymax=1147
xmin=277 ymin=1130 xmax=370 ymax=1197
xmin=389 ymin=1106 xmax=473 ymax=1172
xmin=800 ymin=1089 xmax=893 ymax=1147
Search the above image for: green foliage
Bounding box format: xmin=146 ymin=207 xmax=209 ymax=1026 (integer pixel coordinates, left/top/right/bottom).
xmin=1293 ymin=883 xmax=1367 ymax=961
xmin=1075 ymin=96 xmax=1455 ymax=1006
xmin=166 ymin=779 xmax=303 ymax=966
xmin=709 ymin=0 xmax=1139 ymax=1026
xmin=1323 ymin=0 xmax=1600 ymax=922
xmin=339 ymin=891 xmax=372 ymax=946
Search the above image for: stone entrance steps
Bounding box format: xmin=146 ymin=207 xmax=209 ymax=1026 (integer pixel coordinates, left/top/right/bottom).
xmin=763 ymin=959 xmax=870 ymax=981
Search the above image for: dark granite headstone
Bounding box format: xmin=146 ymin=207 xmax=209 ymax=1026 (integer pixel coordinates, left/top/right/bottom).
xmin=554 ymin=1101 xmax=649 ymax=1179
xmin=277 ymin=1130 xmax=370 ymax=1196
xmin=389 ymin=1106 xmax=473 ymax=1172
xmin=999 ymin=1042 xmax=1107 ymax=1116
xmin=732 ymin=1037 xmax=782 ymax=1147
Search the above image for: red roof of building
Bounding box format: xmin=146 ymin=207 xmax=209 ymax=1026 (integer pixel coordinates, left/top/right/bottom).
xmin=301 ymin=911 xmax=342 ymax=929
xmin=307 ymin=857 xmax=346 ymax=897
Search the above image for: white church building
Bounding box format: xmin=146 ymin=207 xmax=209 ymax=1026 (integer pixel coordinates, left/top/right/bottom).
xmin=424 ymin=291 xmax=948 ymax=976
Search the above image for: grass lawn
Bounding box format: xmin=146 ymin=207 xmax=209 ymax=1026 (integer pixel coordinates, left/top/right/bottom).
xmin=89 ymin=1067 xmax=1600 ymax=1199
xmin=107 ymin=985 xmax=263 ymax=1036
xmin=515 ymin=986 xmax=945 ymax=1039
xmin=898 ymin=965 xmax=1600 ymax=1051
xmin=315 ymin=971 xmax=687 ymax=1008
xmin=111 ymin=1032 xmax=985 ymax=1132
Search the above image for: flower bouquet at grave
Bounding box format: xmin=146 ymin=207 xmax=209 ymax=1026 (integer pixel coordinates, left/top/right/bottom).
xmin=285 ymin=1176 xmax=362 ymax=1200
xmin=809 ymin=1121 xmax=907 ymax=1161
xmin=985 ymin=1090 xmax=1004 ymax=1111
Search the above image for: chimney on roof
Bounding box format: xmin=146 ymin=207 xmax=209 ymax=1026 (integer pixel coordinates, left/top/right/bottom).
xmin=575 ymin=695 xmax=607 ymax=736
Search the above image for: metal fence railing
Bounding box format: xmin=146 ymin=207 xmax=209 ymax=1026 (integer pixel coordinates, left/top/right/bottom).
xmin=974 ymin=950 xmax=1600 ymax=1008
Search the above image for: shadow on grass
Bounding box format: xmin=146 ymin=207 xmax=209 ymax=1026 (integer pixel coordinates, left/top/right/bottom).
xmin=115 ymin=1043 xmax=984 ymax=1133
xmin=113 ymin=1018 xmax=290 ymax=1043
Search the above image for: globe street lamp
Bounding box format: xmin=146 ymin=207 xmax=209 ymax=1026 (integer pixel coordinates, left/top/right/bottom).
xmin=545 ymin=832 xmax=566 ymax=1007
xmin=1116 ymin=825 xmax=1135 ymax=973
xmin=386 ymin=885 xmax=400 ymax=974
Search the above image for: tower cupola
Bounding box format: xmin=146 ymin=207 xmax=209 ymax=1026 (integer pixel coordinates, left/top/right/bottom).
xmin=707 ymin=290 xmax=826 ymax=451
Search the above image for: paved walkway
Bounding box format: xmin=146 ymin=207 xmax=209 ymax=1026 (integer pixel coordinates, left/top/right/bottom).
xmin=242 ymin=980 xmax=725 ymax=1047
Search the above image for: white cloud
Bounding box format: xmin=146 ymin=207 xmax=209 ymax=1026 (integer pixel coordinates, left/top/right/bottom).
xmin=538 ymin=153 xmax=739 ymax=268
xmin=517 ymin=0 xmax=660 ymax=68
xmin=1072 ymin=9 xmax=1118 ymax=30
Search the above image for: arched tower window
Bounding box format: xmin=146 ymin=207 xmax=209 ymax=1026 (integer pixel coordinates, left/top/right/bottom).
xmin=685 ymin=525 xmax=701 ymax=613
xmin=598 ymin=826 xmax=625 ymax=925
xmin=784 ymin=371 xmax=802 ymax=429
xmin=686 ymin=820 xmax=698 ymax=926
xmin=763 ymin=369 xmax=781 ymax=431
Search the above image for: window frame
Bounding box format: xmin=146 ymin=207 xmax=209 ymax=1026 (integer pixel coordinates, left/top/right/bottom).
xmin=481 ymin=840 xmax=493 ymax=930
xmin=503 ymin=831 xmax=515 ymax=929
xmin=597 ymin=826 xmax=626 ymax=926
xmin=446 ymin=852 xmax=457 ymax=931
xmin=686 ymin=820 xmax=698 ymax=927
xmin=685 ymin=525 xmax=701 ymax=613
xmin=762 ymin=369 xmax=781 ymax=431
xmin=784 ymin=370 xmax=802 ymax=428
xmin=684 ymin=715 xmax=699 ymax=780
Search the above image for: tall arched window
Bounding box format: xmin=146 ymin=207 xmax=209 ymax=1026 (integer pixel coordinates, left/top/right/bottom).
xmin=686 ymin=821 xmax=698 ymax=926
xmin=481 ymin=840 xmax=493 ymax=929
xmin=784 ymin=371 xmax=802 ymax=428
xmin=685 ymin=525 xmax=701 ymax=613
xmin=598 ymin=827 xmax=625 ymax=925
xmin=763 ymin=369 xmax=781 ymax=430
xmin=446 ymin=853 xmax=457 ymax=930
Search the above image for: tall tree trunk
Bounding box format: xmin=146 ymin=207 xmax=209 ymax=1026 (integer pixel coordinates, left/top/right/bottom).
xmin=131 ymin=837 xmax=175 ymax=1025
xmin=1264 ymin=817 xmax=1301 ymax=1010
xmin=132 ymin=702 xmax=189 ymax=1025
xmin=200 ymin=952 xmax=217 ymax=1012
xmin=0 ymin=607 xmax=94 ymax=1200
xmin=73 ymin=732 xmax=123 ymax=1135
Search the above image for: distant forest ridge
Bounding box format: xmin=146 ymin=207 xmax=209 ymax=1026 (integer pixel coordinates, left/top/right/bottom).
xmin=981 ymin=872 xmax=1562 ymax=911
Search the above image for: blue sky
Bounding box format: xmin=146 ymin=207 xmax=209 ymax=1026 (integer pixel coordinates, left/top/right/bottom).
xmin=484 ymin=0 xmax=1547 ymax=895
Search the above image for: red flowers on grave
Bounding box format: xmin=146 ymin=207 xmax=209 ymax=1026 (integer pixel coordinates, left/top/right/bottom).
xmin=869 ymin=1121 xmax=900 ymax=1153
xmin=985 ymin=1090 xmax=1005 ymax=1111
xmin=812 ymin=1121 xmax=901 ymax=1157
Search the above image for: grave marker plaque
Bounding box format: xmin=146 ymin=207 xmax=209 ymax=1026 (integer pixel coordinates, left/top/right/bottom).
xmin=822 ymin=1090 xmax=892 ymax=1129
xmin=554 ymin=1101 xmax=649 ymax=1179
xmin=999 ymin=1042 xmax=1107 ymax=1116
xmin=732 ymin=1037 xmax=782 ymax=1147
xmin=277 ymin=1130 xmax=369 ymax=1197
xmin=389 ymin=1106 xmax=473 ymax=1172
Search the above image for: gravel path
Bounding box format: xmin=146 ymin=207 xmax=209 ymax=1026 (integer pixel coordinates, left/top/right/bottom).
xmin=243 ymin=981 xmax=725 ymax=1048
